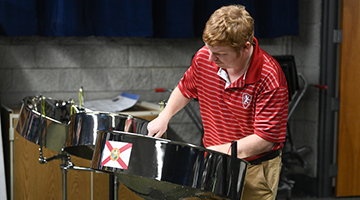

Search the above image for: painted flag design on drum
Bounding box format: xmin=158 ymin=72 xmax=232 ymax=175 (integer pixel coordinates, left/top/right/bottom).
xmin=101 ymin=141 xmax=133 ymax=169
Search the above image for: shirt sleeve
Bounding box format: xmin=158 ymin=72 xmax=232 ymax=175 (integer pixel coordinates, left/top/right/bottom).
xmin=177 ymin=51 xmax=201 ymax=99
xmin=254 ymin=85 xmax=288 ymax=143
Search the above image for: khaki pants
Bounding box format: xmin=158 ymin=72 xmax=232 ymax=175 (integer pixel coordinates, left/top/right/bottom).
xmin=241 ymin=154 xmax=282 ymax=200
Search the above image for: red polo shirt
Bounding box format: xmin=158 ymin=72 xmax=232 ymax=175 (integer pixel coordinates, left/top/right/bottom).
xmin=178 ymin=37 xmax=288 ymax=161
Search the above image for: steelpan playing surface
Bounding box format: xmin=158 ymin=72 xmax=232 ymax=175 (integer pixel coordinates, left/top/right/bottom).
xmin=66 ymin=112 xmax=149 ymax=160
xmin=16 ymin=96 xmax=72 ymax=152
xmin=91 ymin=131 xmax=247 ymax=200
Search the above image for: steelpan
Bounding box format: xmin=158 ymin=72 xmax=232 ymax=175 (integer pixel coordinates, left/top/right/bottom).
xmin=66 ymin=112 xmax=149 ymax=160
xmin=91 ymin=130 xmax=247 ymax=200
xmin=16 ymin=96 xmax=72 ymax=152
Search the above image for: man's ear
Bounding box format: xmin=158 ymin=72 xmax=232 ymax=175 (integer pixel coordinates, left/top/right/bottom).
xmin=243 ymin=41 xmax=251 ymax=50
xmin=240 ymin=41 xmax=251 ymax=55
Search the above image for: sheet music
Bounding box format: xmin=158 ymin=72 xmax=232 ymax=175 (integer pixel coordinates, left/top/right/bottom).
xmin=84 ymin=93 xmax=139 ymax=112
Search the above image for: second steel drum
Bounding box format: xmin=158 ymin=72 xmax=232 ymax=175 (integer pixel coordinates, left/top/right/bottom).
xmin=66 ymin=112 xmax=149 ymax=160
xmin=91 ymin=130 xmax=248 ymax=200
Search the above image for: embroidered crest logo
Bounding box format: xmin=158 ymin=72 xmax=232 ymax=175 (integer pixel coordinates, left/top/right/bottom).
xmin=242 ymin=93 xmax=252 ymax=109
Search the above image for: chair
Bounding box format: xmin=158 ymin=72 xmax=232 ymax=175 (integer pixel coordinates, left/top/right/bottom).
xmin=273 ymin=55 xmax=311 ymax=200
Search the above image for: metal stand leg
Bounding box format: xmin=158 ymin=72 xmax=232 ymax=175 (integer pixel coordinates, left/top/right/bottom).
xmin=109 ymin=174 xmax=119 ymax=200
xmin=109 ymin=174 xmax=114 ymax=200
xmin=39 ymin=148 xmax=70 ymax=200
xmin=114 ymin=175 xmax=119 ymax=200
xmin=61 ymin=155 xmax=68 ymax=200
xmin=38 ymin=145 xmax=95 ymax=200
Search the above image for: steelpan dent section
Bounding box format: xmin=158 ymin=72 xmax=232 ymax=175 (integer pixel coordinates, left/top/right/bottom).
xmin=15 ymin=96 xmax=72 ymax=152
xmin=66 ymin=112 xmax=149 ymax=160
xmin=91 ymin=131 xmax=247 ymax=200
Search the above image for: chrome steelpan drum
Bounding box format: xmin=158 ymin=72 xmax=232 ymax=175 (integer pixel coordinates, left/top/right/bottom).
xmin=66 ymin=112 xmax=149 ymax=160
xmin=16 ymin=96 xmax=72 ymax=152
xmin=91 ymin=130 xmax=247 ymax=200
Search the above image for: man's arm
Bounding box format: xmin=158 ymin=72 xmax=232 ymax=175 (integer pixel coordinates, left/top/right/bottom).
xmin=207 ymin=134 xmax=275 ymax=159
xmin=147 ymin=86 xmax=191 ymax=138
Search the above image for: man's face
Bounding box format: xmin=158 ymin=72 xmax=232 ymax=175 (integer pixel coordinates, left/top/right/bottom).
xmin=205 ymin=44 xmax=241 ymax=69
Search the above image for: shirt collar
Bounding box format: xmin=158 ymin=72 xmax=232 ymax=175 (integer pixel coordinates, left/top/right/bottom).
xmin=217 ymin=68 xmax=231 ymax=88
xmin=245 ymin=37 xmax=263 ymax=84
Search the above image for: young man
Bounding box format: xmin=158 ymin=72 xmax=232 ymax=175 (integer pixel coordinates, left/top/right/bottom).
xmin=147 ymin=4 xmax=288 ymax=200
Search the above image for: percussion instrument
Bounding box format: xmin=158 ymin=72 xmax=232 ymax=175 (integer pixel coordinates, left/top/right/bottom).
xmin=91 ymin=130 xmax=248 ymax=200
xmin=15 ymin=96 xmax=149 ymax=159
xmin=65 ymin=112 xmax=149 ymax=160
xmin=16 ymin=95 xmax=247 ymax=199
xmin=16 ymin=96 xmax=72 ymax=152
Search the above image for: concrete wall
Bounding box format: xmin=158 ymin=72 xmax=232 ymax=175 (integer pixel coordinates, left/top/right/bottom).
xmin=0 ymin=0 xmax=321 ymax=177
xmin=288 ymin=0 xmax=322 ymax=177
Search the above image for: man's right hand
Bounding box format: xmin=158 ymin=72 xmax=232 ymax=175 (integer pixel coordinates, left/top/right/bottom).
xmin=147 ymin=86 xmax=191 ymax=138
xmin=147 ymin=115 xmax=169 ymax=138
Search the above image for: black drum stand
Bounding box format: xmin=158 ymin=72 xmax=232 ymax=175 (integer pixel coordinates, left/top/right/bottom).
xmin=37 ymin=147 xmax=117 ymax=200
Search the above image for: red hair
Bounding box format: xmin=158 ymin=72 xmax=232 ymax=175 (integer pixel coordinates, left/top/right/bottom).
xmin=202 ymin=5 xmax=255 ymax=53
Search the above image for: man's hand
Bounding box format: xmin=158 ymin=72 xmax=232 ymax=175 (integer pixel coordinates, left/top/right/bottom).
xmin=147 ymin=115 xmax=168 ymax=138
xmin=147 ymin=86 xmax=192 ymax=138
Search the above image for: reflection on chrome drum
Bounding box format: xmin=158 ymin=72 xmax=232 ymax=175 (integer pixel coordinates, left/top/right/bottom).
xmin=66 ymin=112 xmax=149 ymax=160
xmin=91 ymin=130 xmax=248 ymax=200
xmin=16 ymin=96 xmax=72 ymax=152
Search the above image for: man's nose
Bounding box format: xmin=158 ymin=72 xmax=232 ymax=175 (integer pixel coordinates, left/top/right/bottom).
xmin=209 ymin=52 xmax=217 ymax=61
